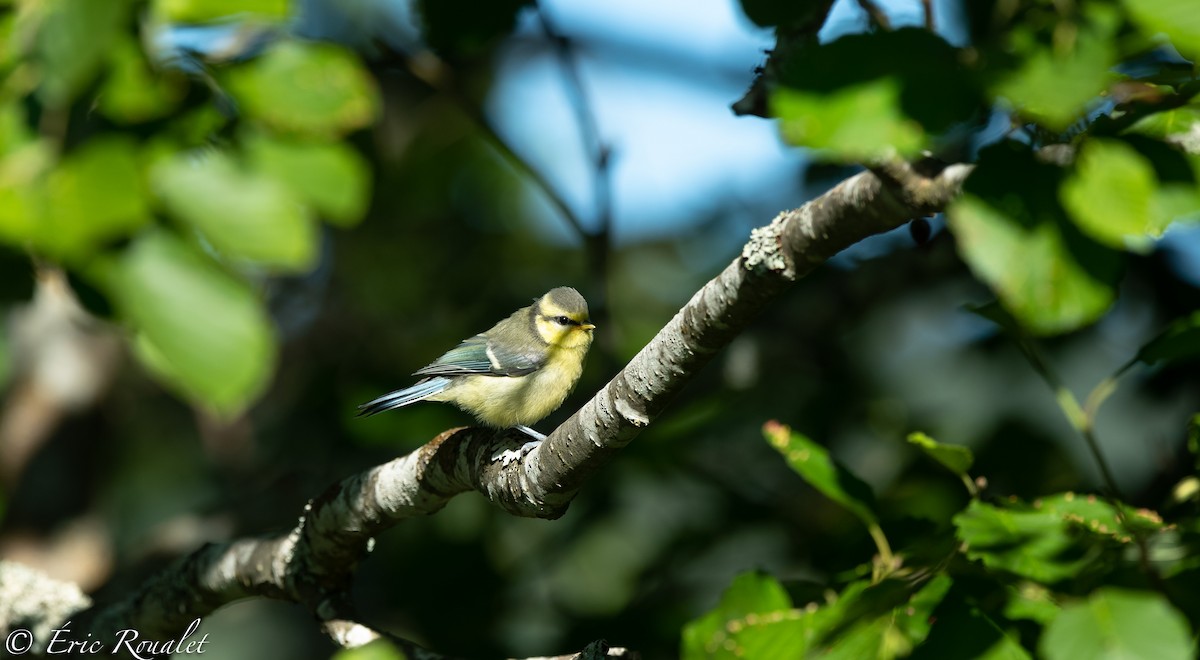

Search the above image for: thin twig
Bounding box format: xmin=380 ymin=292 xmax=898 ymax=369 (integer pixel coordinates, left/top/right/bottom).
xmin=920 ymin=0 xmax=936 ymax=31
xmin=1005 ymin=333 xmax=1168 ymax=588
xmin=1010 ymin=336 xmax=1124 ymax=498
xmin=399 ymin=51 xmax=591 ymax=240
xmin=534 ymin=3 xmax=616 ymax=364
xmin=856 ymin=0 xmax=892 ymax=30
xmin=535 ymin=4 xmax=613 ymax=236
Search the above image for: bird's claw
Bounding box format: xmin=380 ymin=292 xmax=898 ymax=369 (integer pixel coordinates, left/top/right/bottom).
xmin=492 ymin=439 xmax=542 ymax=466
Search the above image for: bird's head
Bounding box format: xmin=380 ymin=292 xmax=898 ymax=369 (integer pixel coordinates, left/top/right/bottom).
xmin=533 ymin=287 xmax=595 ymax=349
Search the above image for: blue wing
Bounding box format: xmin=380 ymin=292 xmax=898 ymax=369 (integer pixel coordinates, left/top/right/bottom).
xmin=412 ymin=334 xmax=542 ymax=377
xmin=356 ymin=376 xmax=451 ymax=417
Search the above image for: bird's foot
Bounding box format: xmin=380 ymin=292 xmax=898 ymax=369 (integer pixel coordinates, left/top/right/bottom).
xmin=491 ymin=426 xmax=545 ymax=466
xmin=515 ymin=425 xmax=547 ymax=441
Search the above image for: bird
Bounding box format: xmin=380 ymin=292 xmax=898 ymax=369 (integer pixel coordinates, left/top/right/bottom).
xmin=357 ymin=287 xmax=595 ymax=445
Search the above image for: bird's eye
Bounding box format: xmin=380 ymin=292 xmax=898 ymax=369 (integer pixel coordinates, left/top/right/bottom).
xmin=554 ymin=316 xmax=571 ymax=325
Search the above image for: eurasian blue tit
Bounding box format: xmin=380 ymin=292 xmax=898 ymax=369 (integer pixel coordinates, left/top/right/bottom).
xmin=358 ymin=287 xmax=595 ymax=440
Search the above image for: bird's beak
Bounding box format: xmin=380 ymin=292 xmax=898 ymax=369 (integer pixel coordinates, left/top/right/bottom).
xmin=582 ymin=322 xmax=596 ymax=331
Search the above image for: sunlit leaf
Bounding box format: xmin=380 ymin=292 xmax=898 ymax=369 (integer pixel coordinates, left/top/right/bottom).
xmin=225 ymin=41 xmax=378 ymax=137
xmin=947 ymin=143 xmax=1121 ymax=335
xmin=105 ymin=231 xmax=275 ymax=416
xmin=773 ymin=79 xmax=925 ymax=160
xmin=1136 ymin=311 xmax=1200 ymax=365
xmin=993 ymin=28 xmax=1116 ymax=131
xmin=244 ymin=133 xmax=370 ymax=227
xmin=154 ymin=0 xmax=290 ymax=22
xmin=0 ymin=140 xmax=52 ymax=247
xmin=39 ymin=137 xmax=149 ymax=260
xmin=153 ymin=150 xmax=317 ymax=271
xmin=763 ymin=421 xmax=877 ymax=526
xmin=907 ymin=432 xmax=974 ymax=477
xmin=1061 ymin=139 xmax=1170 ymax=251
xmin=1122 ymin=0 xmax=1200 ymax=59
xmin=1129 ymin=104 xmax=1200 ymax=141
xmin=1040 ymin=588 xmax=1193 ymax=660
xmin=331 ymin=639 xmax=409 ymax=660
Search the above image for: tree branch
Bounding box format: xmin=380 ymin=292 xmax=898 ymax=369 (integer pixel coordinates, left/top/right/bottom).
xmin=11 ymin=162 xmax=971 ymax=654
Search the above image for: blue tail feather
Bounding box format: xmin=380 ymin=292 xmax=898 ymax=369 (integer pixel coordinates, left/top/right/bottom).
xmin=357 ymin=377 xmax=450 ymax=417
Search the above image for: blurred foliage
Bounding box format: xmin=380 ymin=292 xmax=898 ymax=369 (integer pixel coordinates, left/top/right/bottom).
xmin=0 ymin=0 xmax=1198 ymax=659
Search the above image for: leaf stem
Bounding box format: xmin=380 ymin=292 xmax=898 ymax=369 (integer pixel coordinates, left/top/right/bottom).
xmin=868 ymin=521 xmax=896 ymax=580
xmin=1012 ymin=335 xmax=1124 ymax=499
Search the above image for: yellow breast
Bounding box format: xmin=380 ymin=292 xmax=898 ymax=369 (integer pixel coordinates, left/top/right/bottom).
xmin=433 ymin=344 xmax=588 ymax=428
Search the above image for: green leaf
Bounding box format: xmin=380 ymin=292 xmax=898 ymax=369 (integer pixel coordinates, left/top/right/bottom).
xmin=1129 ymin=104 xmax=1200 ymax=142
xmin=954 ymin=494 xmax=1163 ymax=583
xmin=1137 ymin=311 xmax=1200 ymax=366
xmin=98 ymin=36 xmax=185 ymax=124
xmin=764 ymin=421 xmax=877 ymax=526
xmin=823 ymin=576 xmax=954 ymax=659
xmin=911 ymin=581 xmax=1032 ymax=660
xmin=993 ymin=28 xmax=1116 ymax=131
xmin=731 ymin=614 xmax=822 ymax=659
xmin=1122 ymin=0 xmax=1200 ymax=59
xmin=0 ymin=143 xmax=50 ymax=248
xmin=28 ymin=0 xmax=131 ymax=106
xmin=38 ymin=137 xmax=150 ymax=260
xmin=0 ymin=100 xmax=34 ymax=157
xmin=979 ymin=634 xmax=1035 ymax=660
xmin=1061 ymin=139 xmax=1173 ymax=251
xmin=225 ymin=41 xmax=378 ymax=137
xmin=822 ymin=617 xmax=892 ymax=660
xmin=1003 ymin=582 xmax=1061 ymax=624
xmin=772 ymin=79 xmax=925 ymax=160
xmin=773 ymin=29 xmax=981 ymax=136
xmin=907 ymin=432 xmax=974 ymax=477
xmin=244 ymin=133 xmax=370 ymax=227
xmin=953 ymin=499 xmax=1095 ymax=583
xmin=105 ymin=231 xmax=275 ymax=416
xmin=154 ymin=0 xmax=290 ymax=23
xmin=331 ymin=639 xmax=409 ymax=660
xmin=1035 ymin=492 xmax=1165 ymax=537
xmin=947 ymin=142 xmax=1121 ymax=336
xmin=684 ymin=575 xmax=884 ymax=660
xmin=152 ymin=150 xmax=317 ymax=271
xmin=1040 ymin=588 xmax=1194 ymax=660
xmin=1151 ymin=183 xmax=1200 ymax=227
xmin=681 ymin=571 xmax=794 ymax=660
